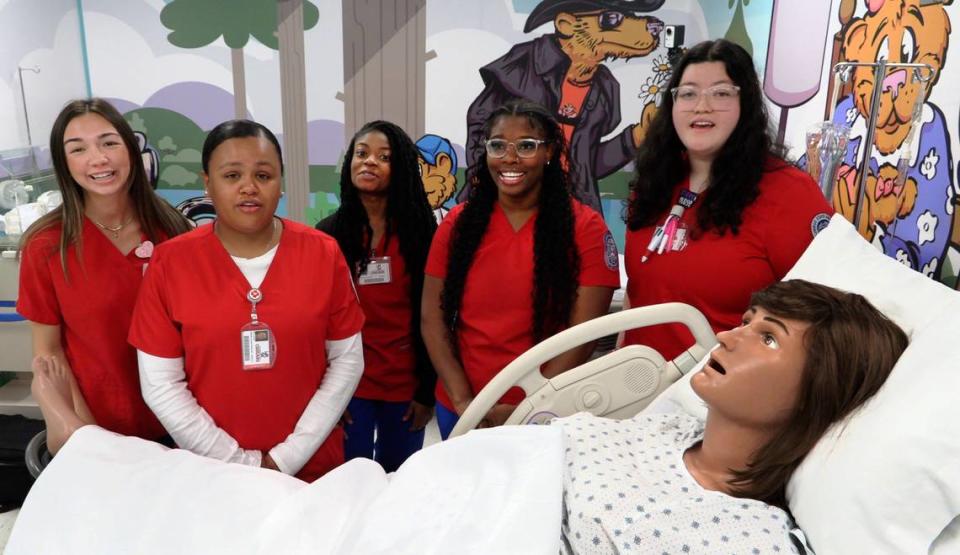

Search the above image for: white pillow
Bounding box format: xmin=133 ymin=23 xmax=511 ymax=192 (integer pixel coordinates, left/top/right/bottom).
xmin=645 ymin=215 xmax=960 ymax=554
xmin=784 ymin=215 xmax=960 ymax=554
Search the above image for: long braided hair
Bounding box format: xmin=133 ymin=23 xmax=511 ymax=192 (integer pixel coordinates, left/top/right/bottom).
xmin=319 ymin=121 xmax=437 ymax=400
xmin=324 ymin=121 xmax=435 ymax=281
xmin=441 ymin=100 xmax=580 ymax=342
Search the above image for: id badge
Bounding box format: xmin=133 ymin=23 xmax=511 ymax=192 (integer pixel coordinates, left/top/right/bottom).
xmin=670 ymin=222 xmax=689 ymax=252
xmin=241 ymin=320 xmax=276 ymax=370
xmin=358 ymin=256 xmax=392 ymax=285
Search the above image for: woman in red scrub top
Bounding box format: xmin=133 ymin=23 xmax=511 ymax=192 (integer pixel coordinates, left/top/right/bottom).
xmin=621 ymin=39 xmax=832 ymax=360
xmin=421 ymin=100 xmax=621 ymax=439
xmin=129 ymin=120 xmax=365 ymax=481
xmin=18 ymin=98 xmax=191 ymax=453
xmin=316 ymin=120 xmax=437 ymax=472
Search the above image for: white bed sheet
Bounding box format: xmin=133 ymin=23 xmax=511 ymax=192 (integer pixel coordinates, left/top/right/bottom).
xmin=6 ymin=424 xmax=563 ymax=555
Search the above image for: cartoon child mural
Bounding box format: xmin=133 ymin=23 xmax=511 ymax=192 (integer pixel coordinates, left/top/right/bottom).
xmin=415 ymin=134 xmax=458 ymax=222
xmin=831 ymin=0 xmax=955 ymax=281
xmin=460 ymin=0 xmax=666 ymax=214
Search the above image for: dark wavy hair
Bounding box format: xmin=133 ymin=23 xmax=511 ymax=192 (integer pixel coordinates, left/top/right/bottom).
xmin=729 ymin=279 xmax=908 ymax=509
xmin=625 ymin=39 xmax=789 ymax=236
xmin=317 ymin=121 xmax=437 ymax=403
xmin=442 ymin=100 xmax=580 ymax=342
xmin=21 ymin=98 xmax=191 ymax=274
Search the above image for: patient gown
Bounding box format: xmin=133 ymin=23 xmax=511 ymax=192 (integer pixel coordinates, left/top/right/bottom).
xmin=557 ymin=412 xmax=803 ymax=554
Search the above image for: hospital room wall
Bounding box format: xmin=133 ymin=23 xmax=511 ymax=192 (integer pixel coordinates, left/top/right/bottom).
xmin=0 ymin=0 xmax=958 ymax=287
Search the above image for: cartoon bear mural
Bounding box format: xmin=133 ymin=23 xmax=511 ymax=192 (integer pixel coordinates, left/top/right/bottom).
xmin=830 ymin=0 xmax=956 ymax=281
xmin=415 ymin=134 xmax=458 ymax=222
xmin=458 ymin=0 xmax=666 ymax=214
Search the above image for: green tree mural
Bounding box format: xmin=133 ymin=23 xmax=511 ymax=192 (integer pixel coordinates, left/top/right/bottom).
xmin=160 ymin=0 xmax=320 ymax=118
xmin=125 ymin=107 xmax=206 ymax=189
xmin=725 ymin=0 xmax=753 ymax=58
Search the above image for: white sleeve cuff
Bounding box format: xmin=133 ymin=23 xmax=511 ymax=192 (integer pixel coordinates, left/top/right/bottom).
xmin=138 ymin=350 xmax=262 ymax=467
xmin=268 ymin=332 xmax=363 ymax=475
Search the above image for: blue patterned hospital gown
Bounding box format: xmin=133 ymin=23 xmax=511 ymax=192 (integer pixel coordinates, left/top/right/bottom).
xmin=556 ymin=412 xmax=802 ymax=554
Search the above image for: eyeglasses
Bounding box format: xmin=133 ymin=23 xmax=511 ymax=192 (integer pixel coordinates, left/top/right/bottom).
xmin=670 ymin=84 xmax=741 ymax=110
xmin=484 ymin=138 xmax=548 ymax=159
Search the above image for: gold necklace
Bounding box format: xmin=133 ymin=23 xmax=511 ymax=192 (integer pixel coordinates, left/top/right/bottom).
xmin=90 ymin=215 xmax=134 ymax=239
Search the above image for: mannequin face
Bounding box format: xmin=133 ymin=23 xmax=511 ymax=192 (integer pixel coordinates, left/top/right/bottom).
xmin=691 ymin=306 xmax=809 ymax=429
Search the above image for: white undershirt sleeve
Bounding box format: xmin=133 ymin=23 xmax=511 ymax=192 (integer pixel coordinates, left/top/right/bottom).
xmin=267 ymin=332 xmax=363 ymax=476
xmin=137 ymin=350 xmax=263 ymax=467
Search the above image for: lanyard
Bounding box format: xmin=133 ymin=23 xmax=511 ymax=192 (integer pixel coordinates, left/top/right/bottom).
xmin=641 ymin=189 xmax=698 ymax=263
xmin=247 ymin=288 xmax=262 ymax=321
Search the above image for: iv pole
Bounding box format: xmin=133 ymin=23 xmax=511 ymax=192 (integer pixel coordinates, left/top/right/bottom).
xmin=17 ymin=66 xmax=40 ymax=147
xmin=829 ymin=61 xmax=935 ymax=233
xmin=17 ymin=66 xmax=41 ymax=169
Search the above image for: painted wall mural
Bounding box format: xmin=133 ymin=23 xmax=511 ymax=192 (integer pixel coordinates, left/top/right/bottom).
xmin=458 ymin=0 xmax=665 ymax=214
xmin=1 ymin=0 xmax=958 ymax=287
xmin=832 ymin=0 xmax=954 ymax=282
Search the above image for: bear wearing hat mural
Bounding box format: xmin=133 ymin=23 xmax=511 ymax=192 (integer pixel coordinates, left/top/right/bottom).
xmin=460 ymin=0 xmax=666 ymax=214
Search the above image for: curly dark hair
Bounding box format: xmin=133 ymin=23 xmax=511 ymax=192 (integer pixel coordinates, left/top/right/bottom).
xmin=317 ymin=120 xmax=437 ymax=404
xmin=441 ymin=100 xmax=580 ymax=342
xmin=625 ymin=39 xmax=790 ymax=236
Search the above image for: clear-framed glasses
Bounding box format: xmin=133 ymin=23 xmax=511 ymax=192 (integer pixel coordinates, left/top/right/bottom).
xmin=484 ymin=138 xmax=548 ymax=159
xmin=670 ymin=84 xmax=741 ymax=110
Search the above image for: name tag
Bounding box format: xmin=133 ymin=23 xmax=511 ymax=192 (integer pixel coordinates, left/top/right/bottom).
xmin=358 ymin=256 xmax=392 ymax=285
xmin=241 ymin=322 xmax=276 ymax=370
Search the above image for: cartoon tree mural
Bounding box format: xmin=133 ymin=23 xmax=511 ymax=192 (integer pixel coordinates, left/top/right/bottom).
xmin=160 ymin=0 xmax=320 ymax=222
xmin=725 ymin=0 xmax=753 ymax=58
xmin=340 ymin=0 xmax=428 ymax=142
xmin=125 ymin=107 xmax=206 ymax=189
xmin=160 ymin=0 xmax=320 ymax=119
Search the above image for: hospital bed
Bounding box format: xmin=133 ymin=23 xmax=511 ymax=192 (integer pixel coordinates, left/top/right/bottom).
xmin=5 ymin=215 xmax=960 ymax=554
xmin=450 ymin=302 xmax=716 ymax=436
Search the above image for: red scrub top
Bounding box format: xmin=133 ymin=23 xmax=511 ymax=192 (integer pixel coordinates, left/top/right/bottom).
xmin=129 ymin=220 xmax=365 ymax=481
xmin=425 ymin=200 xmax=620 ymax=411
xmin=624 ymin=165 xmax=833 ymax=360
xmin=354 ymin=233 xmax=417 ymax=401
xmin=17 ymin=218 xmax=166 ymax=440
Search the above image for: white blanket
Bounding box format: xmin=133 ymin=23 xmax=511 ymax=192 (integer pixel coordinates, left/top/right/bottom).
xmin=7 ymin=425 xmax=563 ymax=555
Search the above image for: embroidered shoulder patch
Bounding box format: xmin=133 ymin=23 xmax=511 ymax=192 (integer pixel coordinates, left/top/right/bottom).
xmin=811 ymin=213 xmax=831 ymax=237
xmin=603 ymin=231 xmax=619 ymax=271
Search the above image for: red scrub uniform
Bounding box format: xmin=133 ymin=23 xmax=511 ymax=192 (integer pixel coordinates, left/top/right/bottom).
xmin=129 ymin=220 xmax=365 ymax=481
xmin=425 ymin=200 xmax=621 ymax=411
xmin=624 ymin=165 xmax=833 ymax=360
xmin=354 ymin=233 xmax=417 ymax=401
xmin=17 ymin=218 xmax=165 ymax=440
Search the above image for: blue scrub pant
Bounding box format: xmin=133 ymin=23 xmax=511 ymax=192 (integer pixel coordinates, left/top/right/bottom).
xmin=343 ymin=397 xmax=425 ymax=472
xmin=435 ymin=403 xmax=459 ymax=441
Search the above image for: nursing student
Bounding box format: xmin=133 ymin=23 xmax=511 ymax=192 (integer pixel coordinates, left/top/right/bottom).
xmin=317 ymin=121 xmax=437 ymax=472
xmin=18 ymin=98 xmax=191 ymax=454
xmin=129 ymin=120 xmax=365 ymax=481
xmin=622 ymin=39 xmax=833 ymax=359
xmin=421 ymin=100 xmax=621 ymax=439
